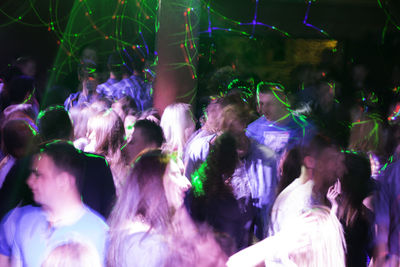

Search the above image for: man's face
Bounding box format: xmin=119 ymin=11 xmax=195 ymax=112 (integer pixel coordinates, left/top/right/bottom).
xmin=27 ymin=154 xmax=60 ymax=206
xmin=125 ymin=128 xmax=149 ymax=162
xmin=314 ymin=147 xmax=346 ymax=188
xmin=257 ymin=93 xmax=287 ymax=122
xmin=21 ymin=60 xmax=36 ymax=77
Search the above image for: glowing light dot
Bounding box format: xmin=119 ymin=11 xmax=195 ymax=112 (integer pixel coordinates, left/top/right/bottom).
xmin=18 ymin=16 xmax=21 ymax=20
xmin=180 ymin=44 xmax=184 ymax=48
xmin=74 ymin=34 xmax=78 ymax=37
xmin=57 ymin=40 xmax=60 ymax=45
xmin=187 ymin=8 xmax=191 ymax=12
xmin=146 ymin=16 xmax=149 ymax=19
xmin=105 ymin=36 xmax=109 ymax=40
xmin=132 ymin=45 xmax=136 ymax=49
xmin=141 ymin=58 xmax=144 ymax=62
xmin=93 ymin=25 xmax=97 ymax=29
xmin=112 ymin=15 xmax=116 ymax=19
xmin=85 ymin=12 xmax=89 ymax=16
xmin=48 ymin=27 xmax=51 ymax=31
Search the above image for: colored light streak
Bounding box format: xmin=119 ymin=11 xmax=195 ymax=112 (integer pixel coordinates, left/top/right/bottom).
xmin=303 ymin=0 xmax=330 ymax=38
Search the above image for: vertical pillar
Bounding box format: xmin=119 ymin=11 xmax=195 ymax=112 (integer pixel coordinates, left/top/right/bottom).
xmin=153 ymin=0 xmax=200 ymax=115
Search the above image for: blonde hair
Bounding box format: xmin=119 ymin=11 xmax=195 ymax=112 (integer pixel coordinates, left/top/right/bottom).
xmin=160 ymin=103 xmax=195 ymax=156
xmin=87 ymin=109 xmax=126 ymax=189
xmin=42 ymin=242 xmax=101 ymax=267
xmin=289 ymin=206 xmax=346 ymax=267
xmin=348 ymin=112 xmax=386 ymax=156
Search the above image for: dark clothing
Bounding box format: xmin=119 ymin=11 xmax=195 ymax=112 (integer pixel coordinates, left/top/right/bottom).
xmin=0 ymin=156 xmax=35 ymax=219
xmin=341 ymin=207 xmax=374 ymax=267
xmin=185 ymin=190 xmax=254 ymax=252
xmin=80 ymin=153 xmax=116 ymax=218
xmin=0 ymin=153 xmax=115 ymax=220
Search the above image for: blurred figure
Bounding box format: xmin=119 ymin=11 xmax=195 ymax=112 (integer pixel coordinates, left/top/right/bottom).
xmin=276 ymin=146 xmax=302 ymax=195
xmin=64 ymin=61 xmax=100 ymax=111
xmin=36 ymin=105 xmax=73 ymax=142
xmin=160 ymin=102 xmax=195 ymax=158
xmin=96 ymin=52 xmax=123 ymax=99
xmin=123 ymin=119 xmax=165 ymax=164
xmin=14 ymin=56 xmax=36 ymax=78
xmin=348 ymin=110 xmax=388 ymax=179
xmin=269 ymin=134 xmax=346 ymax=236
xmin=0 ymin=142 xmax=108 ymax=267
xmin=311 ymin=79 xmax=350 ymax=147
xmin=111 ymin=96 xmax=137 ymax=122
xmin=0 ymin=119 xmax=38 ymax=218
xmin=104 ymin=49 xmax=152 ymax=111
xmin=2 ymin=75 xmax=39 ymax=121
xmin=373 ymin=158 xmax=400 ymax=266
xmin=36 ymin=106 xmax=116 ymax=218
xmin=42 ymin=242 xmax=102 ymax=267
xmin=186 ymin=133 xmax=254 ymax=251
xmin=107 ymin=150 xmax=227 ymax=267
xmin=69 ymin=105 xmax=95 ymax=150
xmin=246 ymin=82 xmax=313 ymax=164
xmin=227 ymin=206 xmax=346 ymax=267
xmin=330 ymin=152 xmax=375 ymax=267
xmin=185 ymin=101 xmax=277 ymax=239
xmin=86 ymin=110 xmax=126 ymax=191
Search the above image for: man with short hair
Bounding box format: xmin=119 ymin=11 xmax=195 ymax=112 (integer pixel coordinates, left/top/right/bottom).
xmin=124 ymin=119 xmax=165 ymax=163
xmin=0 ymin=142 xmax=108 ymax=267
xmin=96 ymin=52 xmax=122 ymax=99
xmin=246 ymin=82 xmax=313 ymax=162
xmin=105 ymin=50 xmax=152 ymax=111
xmin=64 ymin=61 xmax=100 ymax=111
xmin=269 ymin=134 xmax=346 ymax=236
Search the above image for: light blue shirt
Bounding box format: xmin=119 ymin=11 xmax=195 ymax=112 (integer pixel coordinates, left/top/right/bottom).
xmin=9 ymin=205 xmax=108 ymax=267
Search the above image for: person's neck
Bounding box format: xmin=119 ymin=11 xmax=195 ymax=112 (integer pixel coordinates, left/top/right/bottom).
xmin=299 ymin=165 xmax=312 ymax=184
xmin=43 ymin=196 xmax=85 ymax=227
xmin=272 ymin=112 xmax=291 ymax=126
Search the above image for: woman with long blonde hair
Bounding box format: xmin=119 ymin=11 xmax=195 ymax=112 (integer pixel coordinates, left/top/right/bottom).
xmin=160 ymin=102 xmax=195 ymax=158
xmin=86 ymin=109 xmax=127 ymax=190
xmin=107 ymin=150 xmax=227 ymax=267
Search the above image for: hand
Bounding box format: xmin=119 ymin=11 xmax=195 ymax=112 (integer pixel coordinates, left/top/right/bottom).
xmin=327 ymin=179 xmax=341 ymax=215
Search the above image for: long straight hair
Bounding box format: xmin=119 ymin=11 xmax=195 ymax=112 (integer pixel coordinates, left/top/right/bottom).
xmin=107 ymin=150 xmax=171 ymax=267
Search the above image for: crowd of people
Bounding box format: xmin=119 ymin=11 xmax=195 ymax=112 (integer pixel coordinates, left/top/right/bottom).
xmin=0 ymin=47 xmax=399 ymax=267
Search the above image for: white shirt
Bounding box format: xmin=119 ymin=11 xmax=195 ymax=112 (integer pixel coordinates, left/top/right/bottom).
xmin=269 ymin=175 xmax=314 ymax=236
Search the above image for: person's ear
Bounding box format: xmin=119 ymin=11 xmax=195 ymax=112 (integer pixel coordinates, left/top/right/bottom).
xmin=57 ymin=172 xmax=75 ymax=191
xmin=304 ymin=156 xmax=316 ymax=169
